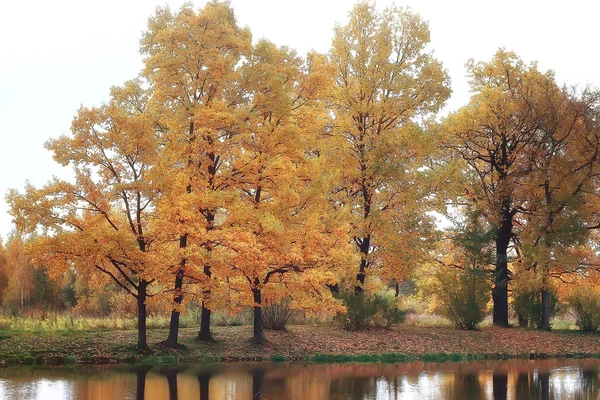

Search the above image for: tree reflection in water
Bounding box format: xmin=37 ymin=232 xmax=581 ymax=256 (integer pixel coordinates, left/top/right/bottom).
xmin=454 ymin=373 xmax=482 ymax=399
xmin=579 ymin=370 xmax=599 ymax=400
xmin=197 ymin=371 xmax=210 ymax=400
xmin=158 ymin=366 xmax=185 ymax=400
xmin=330 ymin=376 xmax=377 ymax=400
xmin=136 ymin=366 xmax=151 ymax=400
xmin=4 ymin=359 xmax=600 ymax=399
xmin=492 ymin=372 xmax=507 ymax=400
xmin=539 ymin=372 xmax=550 ymax=400
xmin=251 ymin=367 xmax=264 ymax=400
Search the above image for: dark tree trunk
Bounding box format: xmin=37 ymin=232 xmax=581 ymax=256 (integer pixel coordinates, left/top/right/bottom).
xmin=137 ymin=280 xmax=149 ymax=351
xmin=493 ymin=201 xmax=512 ymax=327
xmin=163 ymin=265 xmax=185 ymax=347
xmin=355 ymin=234 xmax=371 ymax=294
xmin=540 ymin=288 xmax=551 ymax=330
xmin=252 ymin=282 xmax=264 ymax=345
xmin=198 ymin=211 xmax=215 ymax=342
xmin=164 ymin=233 xmax=188 ymax=347
xmin=198 ymin=372 xmax=211 ymax=400
xmin=493 ymin=373 xmax=508 ymax=400
xmin=198 ymin=301 xmax=212 ymax=342
xmin=326 ymin=283 xmax=339 ymax=295
xmin=197 ymin=265 xmax=213 ymax=342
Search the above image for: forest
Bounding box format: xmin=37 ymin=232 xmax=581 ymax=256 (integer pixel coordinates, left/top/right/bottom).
xmin=4 ymin=1 xmax=600 ymax=353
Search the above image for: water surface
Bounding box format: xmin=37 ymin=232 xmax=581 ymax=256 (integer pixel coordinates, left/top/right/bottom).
xmin=1 ymin=358 xmax=599 ymax=399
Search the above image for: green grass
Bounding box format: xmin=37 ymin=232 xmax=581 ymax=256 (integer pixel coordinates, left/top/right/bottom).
xmin=421 ymin=353 xmax=469 ymax=362
xmin=310 ymin=353 xmax=417 ymax=363
xmin=137 ymin=355 xmax=178 ymax=365
xmin=308 ymin=352 xmax=499 ymax=364
xmin=65 ymin=354 xmax=77 ymax=364
xmin=310 ymin=352 xmax=491 ymax=364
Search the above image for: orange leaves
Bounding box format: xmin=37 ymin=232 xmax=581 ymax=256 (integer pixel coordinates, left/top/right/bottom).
xmin=8 ymin=77 xmax=164 ymax=321
xmin=3 ymin=2 xmax=466 ymax=330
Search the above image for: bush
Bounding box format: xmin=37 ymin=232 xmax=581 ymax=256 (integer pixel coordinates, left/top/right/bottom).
xmin=263 ymin=298 xmax=292 ymax=331
xmin=566 ymin=288 xmax=600 ymax=332
xmin=434 ymin=268 xmax=490 ymax=330
xmin=513 ymin=287 xmax=558 ymax=329
xmin=373 ymin=295 xmax=406 ymax=329
xmin=336 ymin=291 xmax=405 ymax=330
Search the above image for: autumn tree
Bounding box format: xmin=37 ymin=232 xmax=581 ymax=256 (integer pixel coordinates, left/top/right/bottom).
xmin=0 ymin=237 xmax=7 ymax=301
xmin=7 ymin=80 xmax=160 ymax=351
xmin=225 ymin=40 xmax=350 ymax=345
xmin=140 ymin=1 xmax=252 ymax=344
xmin=516 ymin=86 xmax=600 ymax=329
xmin=328 ymin=2 xmax=450 ymax=294
xmin=444 ymin=50 xmax=559 ymax=326
xmin=1 ymin=234 xmax=34 ymax=311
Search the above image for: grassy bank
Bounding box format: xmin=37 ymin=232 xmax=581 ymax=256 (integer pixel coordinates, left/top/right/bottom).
xmin=1 ymin=324 xmax=600 ymax=366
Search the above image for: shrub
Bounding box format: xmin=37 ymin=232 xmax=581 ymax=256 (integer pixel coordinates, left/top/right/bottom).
xmin=373 ymin=295 xmax=406 ymax=329
xmin=513 ymin=286 xmax=558 ymax=329
xmin=565 ymin=288 xmax=600 ymax=332
xmin=263 ymin=298 xmax=292 ymax=331
xmin=434 ymin=268 xmax=490 ymax=330
xmin=336 ymin=291 xmax=405 ymax=330
xmin=335 ymin=291 xmax=378 ymax=330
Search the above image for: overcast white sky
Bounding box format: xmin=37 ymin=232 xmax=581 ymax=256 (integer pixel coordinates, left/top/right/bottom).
xmin=1 ymin=0 xmax=599 ymax=241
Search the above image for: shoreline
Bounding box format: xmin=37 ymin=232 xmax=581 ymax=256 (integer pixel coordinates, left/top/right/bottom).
xmin=1 ymin=325 xmax=600 ymax=366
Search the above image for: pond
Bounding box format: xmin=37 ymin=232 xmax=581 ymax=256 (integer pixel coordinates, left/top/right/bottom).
xmin=0 ymin=358 xmax=599 ymax=399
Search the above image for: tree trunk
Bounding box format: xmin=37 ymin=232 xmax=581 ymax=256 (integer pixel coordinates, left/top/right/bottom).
xmin=163 ymin=268 xmax=184 ymax=347
xmin=540 ymin=288 xmax=551 ymax=330
xmin=137 ymin=280 xmax=149 ymax=351
xmin=198 ymin=302 xmax=212 ymax=342
xmin=355 ymin=234 xmax=371 ymax=294
xmin=493 ymin=201 xmax=512 ymax=327
xmin=198 ymin=211 xmax=215 ymax=342
xmin=163 ymin=233 xmax=188 ymax=347
xmin=252 ymin=282 xmax=264 ymax=345
xmin=326 ymin=283 xmax=339 ymax=295
xmin=197 ymin=266 xmax=213 ymax=342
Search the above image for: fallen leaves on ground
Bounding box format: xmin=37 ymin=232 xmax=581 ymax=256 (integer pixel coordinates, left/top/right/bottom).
xmin=1 ymin=325 xmax=599 ymax=364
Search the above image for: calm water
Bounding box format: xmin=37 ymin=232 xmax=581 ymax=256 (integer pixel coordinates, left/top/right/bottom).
xmin=1 ymin=359 xmax=600 ymax=399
